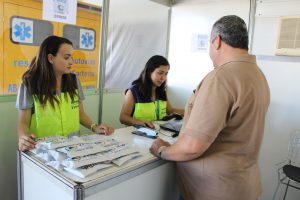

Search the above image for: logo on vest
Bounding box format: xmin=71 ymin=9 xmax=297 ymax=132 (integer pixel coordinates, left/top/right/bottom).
xmin=71 ymin=100 xmax=79 ymax=109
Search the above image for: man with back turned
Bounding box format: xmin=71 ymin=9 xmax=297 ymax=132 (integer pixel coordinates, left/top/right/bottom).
xmin=150 ymin=15 xmax=270 ymax=200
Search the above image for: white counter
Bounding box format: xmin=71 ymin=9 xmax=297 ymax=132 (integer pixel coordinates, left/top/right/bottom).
xmin=17 ymin=126 xmax=179 ymax=200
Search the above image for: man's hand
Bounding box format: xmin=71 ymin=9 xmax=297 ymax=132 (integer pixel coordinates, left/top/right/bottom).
xmin=149 ymin=138 xmax=170 ymax=157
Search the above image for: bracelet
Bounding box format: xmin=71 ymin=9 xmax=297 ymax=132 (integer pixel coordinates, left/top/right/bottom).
xmin=90 ymin=123 xmax=97 ymax=132
xmin=156 ymin=146 xmax=166 ymax=159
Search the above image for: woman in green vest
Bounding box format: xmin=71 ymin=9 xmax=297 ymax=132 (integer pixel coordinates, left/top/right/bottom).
xmin=16 ymin=36 xmax=114 ymax=151
xmin=119 ymin=55 xmax=184 ymax=128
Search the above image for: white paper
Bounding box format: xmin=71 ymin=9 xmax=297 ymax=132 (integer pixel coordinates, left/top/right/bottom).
xmin=56 ymin=143 xmax=110 ymax=158
xmin=31 ymin=134 xmax=143 ymax=179
xmin=112 ymin=152 xmax=142 ymax=166
xmin=43 ymin=0 xmax=77 ymax=25
xmin=46 ymin=161 xmax=64 ymax=171
xmin=80 ymin=134 xmax=106 ymax=144
xmin=64 ymin=163 xmax=113 ymax=178
xmin=62 ymin=153 xmax=110 ymax=169
xmin=48 ymin=150 xmax=68 ymax=162
xmin=102 ymin=146 xmax=140 ymax=160
xmin=35 ymin=152 xmax=54 ymax=162
xmin=35 ymin=136 xmax=81 ymax=150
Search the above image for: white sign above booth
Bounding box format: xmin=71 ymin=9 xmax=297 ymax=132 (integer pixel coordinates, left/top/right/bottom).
xmin=43 ymin=0 xmax=77 ymax=25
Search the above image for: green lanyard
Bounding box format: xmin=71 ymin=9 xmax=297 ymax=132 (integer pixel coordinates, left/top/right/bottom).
xmin=155 ymin=99 xmax=159 ymax=120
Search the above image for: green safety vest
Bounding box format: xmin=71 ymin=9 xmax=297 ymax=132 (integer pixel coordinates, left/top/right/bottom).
xmin=30 ymin=92 xmax=80 ymax=138
xmin=129 ymin=84 xmax=168 ymax=121
xmin=133 ymin=100 xmax=167 ymax=121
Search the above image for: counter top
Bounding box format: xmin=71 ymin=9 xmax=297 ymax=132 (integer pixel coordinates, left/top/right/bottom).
xmin=21 ymin=126 xmax=177 ymax=187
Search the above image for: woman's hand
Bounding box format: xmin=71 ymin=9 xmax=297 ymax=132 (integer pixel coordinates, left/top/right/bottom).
xmin=18 ymin=134 xmax=36 ymax=151
xmin=93 ymin=124 xmax=114 ymax=136
xmin=135 ymin=120 xmax=155 ymax=129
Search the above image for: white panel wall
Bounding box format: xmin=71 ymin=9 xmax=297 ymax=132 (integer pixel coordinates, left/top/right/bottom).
xmin=167 ymin=0 xmax=250 ymax=107
xmin=102 ymin=91 xmax=125 ymax=128
xmin=258 ymin=59 xmax=300 ymax=199
xmin=102 ymin=0 xmax=170 ymax=129
xmin=105 ymin=0 xmax=169 ymax=89
xmin=253 ymin=1 xmax=300 ymax=199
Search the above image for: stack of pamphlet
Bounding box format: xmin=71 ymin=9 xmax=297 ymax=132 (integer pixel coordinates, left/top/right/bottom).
xmin=31 ymin=134 xmax=142 ymax=178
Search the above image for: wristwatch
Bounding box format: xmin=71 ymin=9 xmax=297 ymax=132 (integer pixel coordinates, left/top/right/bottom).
xmin=156 ymin=146 xmax=166 ymax=158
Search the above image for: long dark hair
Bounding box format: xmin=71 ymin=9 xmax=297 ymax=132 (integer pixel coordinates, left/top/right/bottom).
xmin=22 ymin=35 xmax=77 ymax=108
xmin=132 ymin=55 xmax=169 ymax=100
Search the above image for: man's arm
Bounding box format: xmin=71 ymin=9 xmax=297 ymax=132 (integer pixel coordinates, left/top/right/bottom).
xmin=150 ymin=133 xmax=211 ymax=162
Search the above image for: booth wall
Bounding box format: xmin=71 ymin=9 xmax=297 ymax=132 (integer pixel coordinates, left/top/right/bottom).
xmin=0 ymin=101 xmax=19 ymax=200
xmin=167 ymin=0 xmax=250 ymax=107
xmin=252 ymin=1 xmax=300 ymax=199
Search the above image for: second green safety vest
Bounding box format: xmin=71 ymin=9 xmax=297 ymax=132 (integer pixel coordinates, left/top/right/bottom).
xmin=130 ymin=85 xmax=167 ymax=121
xmin=30 ymin=92 xmax=80 ymax=138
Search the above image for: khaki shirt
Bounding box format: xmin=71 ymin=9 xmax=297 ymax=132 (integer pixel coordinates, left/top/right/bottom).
xmin=177 ymin=54 xmax=270 ymax=200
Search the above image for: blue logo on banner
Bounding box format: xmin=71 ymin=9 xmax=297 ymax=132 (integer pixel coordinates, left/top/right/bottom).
xmin=14 ymin=22 xmax=32 ymax=41
xmin=81 ymin=32 xmax=94 ymax=48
